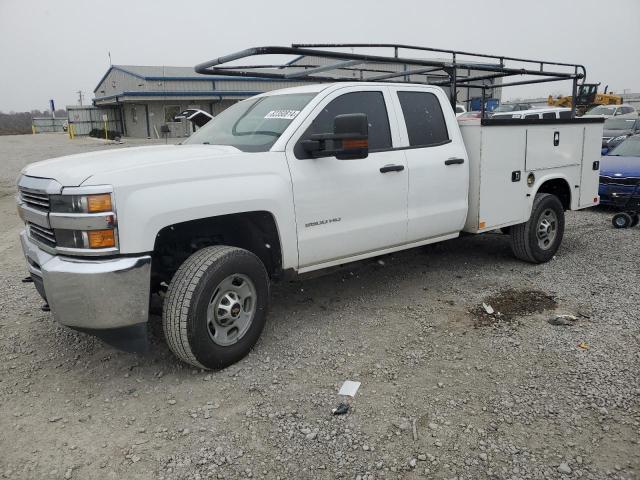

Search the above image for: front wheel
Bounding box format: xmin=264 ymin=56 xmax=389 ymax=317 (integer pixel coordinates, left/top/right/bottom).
xmin=163 ymin=246 xmax=269 ymax=370
xmin=510 ymin=193 xmax=565 ymax=263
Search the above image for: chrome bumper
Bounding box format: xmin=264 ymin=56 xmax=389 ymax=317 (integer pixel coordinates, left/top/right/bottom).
xmin=20 ymin=230 xmax=151 ymax=330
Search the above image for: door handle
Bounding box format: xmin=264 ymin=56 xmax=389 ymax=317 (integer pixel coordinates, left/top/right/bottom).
xmin=379 ymin=164 xmax=405 ymax=173
xmin=445 ymin=158 xmax=465 ymax=165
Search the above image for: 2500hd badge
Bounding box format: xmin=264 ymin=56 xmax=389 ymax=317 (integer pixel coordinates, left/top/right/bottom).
xmin=305 ymin=217 xmax=342 ymax=228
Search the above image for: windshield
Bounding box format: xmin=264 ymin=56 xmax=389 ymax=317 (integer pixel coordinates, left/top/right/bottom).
xmin=184 ymin=93 xmax=317 ymax=152
xmin=604 ymin=118 xmax=636 ymax=130
xmin=494 ymin=104 xmax=516 ymax=112
xmin=587 ymin=106 xmax=616 ymax=116
xmin=609 ymin=136 xmax=640 ymax=157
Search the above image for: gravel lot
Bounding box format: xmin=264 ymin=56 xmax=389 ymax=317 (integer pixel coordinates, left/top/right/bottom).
xmin=0 ymin=134 xmax=638 ymax=480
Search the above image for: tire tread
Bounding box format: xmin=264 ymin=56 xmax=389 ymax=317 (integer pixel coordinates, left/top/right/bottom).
xmin=162 ymin=245 xmax=241 ymax=369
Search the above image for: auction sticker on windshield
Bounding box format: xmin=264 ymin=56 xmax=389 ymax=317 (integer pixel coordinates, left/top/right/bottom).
xmin=264 ymin=110 xmax=300 ymax=120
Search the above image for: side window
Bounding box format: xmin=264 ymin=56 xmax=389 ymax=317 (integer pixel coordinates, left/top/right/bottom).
xmin=164 ymin=105 xmax=181 ymax=123
xmin=542 ymin=112 xmax=556 ymax=119
xmin=297 ymin=91 xmax=392 ymax=157
xmin=559 ymin=110 xmax=572 ymax=119
xmin=525 ymin=114 xmax=539 ymax=119
xmin=397 ymin=91 xmax=450 ymax=147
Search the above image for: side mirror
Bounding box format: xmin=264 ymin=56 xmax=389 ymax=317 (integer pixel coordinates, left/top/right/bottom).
xmin=601 ymin=147 xmax=609 ymax=155
xmin=302 ymin=113 xmax=369 ymax=160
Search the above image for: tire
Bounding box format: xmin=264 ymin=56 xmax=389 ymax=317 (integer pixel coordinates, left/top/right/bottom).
xmin=612 ymin=212 xmax=633 ymax=229
xmin=163 ymin=246 xmax=269 ymax=370
xmin=630 ymin=213 xmax=640 ymax=228
xmin=510 ymin=193 xmax=565 ymax=263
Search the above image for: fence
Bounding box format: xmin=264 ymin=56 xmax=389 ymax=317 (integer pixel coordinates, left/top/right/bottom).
xmin=66 ymin=106 xmax=122 ymax=136
xmin=32 ymin=117 xmax=68 ymax=133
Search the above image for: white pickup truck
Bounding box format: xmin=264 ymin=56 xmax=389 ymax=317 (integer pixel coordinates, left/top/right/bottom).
xmin=17 ymin=81 xmax=603 ymax=369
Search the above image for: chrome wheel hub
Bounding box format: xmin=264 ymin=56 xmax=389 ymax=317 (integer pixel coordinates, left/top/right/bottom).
xmin=206 ymin=274 xmax=256 ymax=346
xmin=536 ymin=209 xmax=558 ymax=250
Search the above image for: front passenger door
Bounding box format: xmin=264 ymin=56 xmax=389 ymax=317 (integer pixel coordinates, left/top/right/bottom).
xmin=285 ymin=88 xmax=408 ymax=269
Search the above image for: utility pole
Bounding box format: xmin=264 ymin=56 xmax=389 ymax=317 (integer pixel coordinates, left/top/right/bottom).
xmin=77 ymin=90 xmax=84 ymax=106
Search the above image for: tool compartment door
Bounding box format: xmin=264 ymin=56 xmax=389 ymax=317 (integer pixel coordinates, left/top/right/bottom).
xmin=477 ymin=126 xmax=527 ymax=229
xmin=579 ymin=123 xmax=603 ymax=207
xmin=525 ymin=126 xmax=583 ymax=171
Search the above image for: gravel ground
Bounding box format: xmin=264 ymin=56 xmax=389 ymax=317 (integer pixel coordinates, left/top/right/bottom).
xmin=0 ymin=134 xmax=638 ymax=480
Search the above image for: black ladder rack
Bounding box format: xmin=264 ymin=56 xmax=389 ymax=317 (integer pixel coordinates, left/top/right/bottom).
xmin=194 ymin=44 xmax=586 ymax=117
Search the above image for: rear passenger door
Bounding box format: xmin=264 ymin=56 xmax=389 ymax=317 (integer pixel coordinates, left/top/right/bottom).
xmin=390 ymin=87 xmax=469 ymax=242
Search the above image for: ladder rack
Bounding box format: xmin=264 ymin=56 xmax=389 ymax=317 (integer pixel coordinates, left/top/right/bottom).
xmin=194 ymin=44 xmax=586 ymax=116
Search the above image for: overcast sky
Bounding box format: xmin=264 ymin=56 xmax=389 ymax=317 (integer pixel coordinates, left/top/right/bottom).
xmin=0 ymin=0 xmax=638 ymax=112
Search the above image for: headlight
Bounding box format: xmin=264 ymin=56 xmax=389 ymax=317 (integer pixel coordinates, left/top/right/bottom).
xmin=49 ymin=193 xmax=113 ymax=213
xmin=48 ymin=187 xmax=118 ymax=253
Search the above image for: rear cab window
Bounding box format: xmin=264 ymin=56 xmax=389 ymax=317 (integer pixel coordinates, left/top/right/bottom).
xmin=397 ymin=91 xmax=450 ymax=147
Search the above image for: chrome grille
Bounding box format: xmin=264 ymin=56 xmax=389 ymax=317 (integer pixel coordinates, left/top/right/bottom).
xmin=19 ymin=187 xmax=50 ymax=211
xmin=600 ymin=176 xmax=639 ymax=186
xmin=27 ymin=222 xmax=57 ymax=248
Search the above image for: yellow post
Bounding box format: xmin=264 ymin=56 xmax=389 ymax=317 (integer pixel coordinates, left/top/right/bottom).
xmin=32 ymin=125 xmax=36 ymax=135
xmin=104 ymin=120 xmax=108 ymax=140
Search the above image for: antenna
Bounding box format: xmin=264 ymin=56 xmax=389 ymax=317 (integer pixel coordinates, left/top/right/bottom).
xmin=77 ymin=90 xmax=84 ymax=106
xmin=108 ymin=51 xmax=112 ymax=66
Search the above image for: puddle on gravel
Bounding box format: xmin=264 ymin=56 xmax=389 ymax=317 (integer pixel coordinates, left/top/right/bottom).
xmin=471 ymin=289 xmax=557 ymax=327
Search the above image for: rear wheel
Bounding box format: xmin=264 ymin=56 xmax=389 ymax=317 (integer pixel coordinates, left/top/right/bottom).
xmin=510 ymin=193 xmax=565 ymax=263
xmin=612 ymin=212 xmax=633 ymax=229
xmin=163 ymin=246 xmax=269 ymax=369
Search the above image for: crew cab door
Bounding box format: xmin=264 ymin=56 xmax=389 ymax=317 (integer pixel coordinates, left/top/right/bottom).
xmin=285 ymin=87 xmax=408 ymax=269
xmin=390 ymin=87 xmax=469 ymax=242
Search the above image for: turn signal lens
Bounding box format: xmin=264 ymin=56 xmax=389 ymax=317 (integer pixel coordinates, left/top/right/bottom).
xmin=87 ymin=194 xmax=112 ymax=213
xmin=88 ymin=229 xmax=116 ymax=248
xmin=342 ymin=139 xmax=369 ymax=149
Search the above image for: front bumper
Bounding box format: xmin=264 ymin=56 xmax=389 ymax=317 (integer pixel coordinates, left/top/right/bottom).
xmin=20 ymin=231 xmax=152 ymax=349
xmin=598 ymin=183 xmax=638 ymax=206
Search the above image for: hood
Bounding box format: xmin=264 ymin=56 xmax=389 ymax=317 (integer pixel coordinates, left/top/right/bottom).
xmin=603 ymin=129 xmax=632 ymax=138
xmin=600 ymin=155 xmax=640 ymax=178
xmin=21 ymin=144 xmax=242 ymax=186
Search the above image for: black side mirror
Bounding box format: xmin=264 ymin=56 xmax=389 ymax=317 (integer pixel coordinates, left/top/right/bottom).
xmin=302 ymin=113 xmax=369 ymax=160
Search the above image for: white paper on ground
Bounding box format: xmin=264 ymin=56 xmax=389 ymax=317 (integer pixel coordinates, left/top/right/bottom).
xmin=482 ymin=303 xmax=494 ymax=314
xmin=338 ymin=380 xmax=361 ymax=397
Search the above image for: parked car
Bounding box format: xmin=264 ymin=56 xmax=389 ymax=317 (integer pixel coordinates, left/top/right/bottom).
xmin=17 ymin=81 xmax=602 ymax=369
xmin=598 ymin=134 xmax=640 ymax=207
xmin=455 ymin=104 xmax=467 ymax=117
xmin=174 ymin=108 xmax=213 ymax=129
xmin=491 ymin=102 xmax=532 ymax=115
xmin=491 ymin=107 xmax=572 ymax=120
xmin=583 ymin=104 xmax=637 ymax=119
xmin=601 ymin=117 xmax=640 ymax=152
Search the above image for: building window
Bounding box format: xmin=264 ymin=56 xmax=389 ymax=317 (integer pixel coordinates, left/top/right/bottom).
xmin=164 ymin=105 xmax=181 ymax=123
